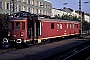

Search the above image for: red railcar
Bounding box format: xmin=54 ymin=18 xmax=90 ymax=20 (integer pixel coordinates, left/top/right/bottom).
xmin=8 ymin=11 xmax=80 ymax=46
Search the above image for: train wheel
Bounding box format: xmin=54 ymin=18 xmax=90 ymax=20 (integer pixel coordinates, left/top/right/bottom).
xmin=16 ymin=43 xmax=22 ymax=48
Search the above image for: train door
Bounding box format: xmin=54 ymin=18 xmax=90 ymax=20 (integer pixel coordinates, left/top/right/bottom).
xmin=32 ymin=20 xmax=40 ymax=43
xmin=35 ymin=21 xmax=40 ymax=39
xmin=27 ymin=18 xmax=40 ymax=43
xmin=64 ymin=23 xmax=67 ymax=35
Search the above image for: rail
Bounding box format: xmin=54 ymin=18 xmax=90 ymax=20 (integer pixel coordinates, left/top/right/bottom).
xmin=43 ymin=39 xmax=90 ymax=60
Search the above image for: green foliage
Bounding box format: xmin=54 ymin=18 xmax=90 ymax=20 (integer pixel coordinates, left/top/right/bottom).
xmin=61 ymin=14 xmax=80 ymax=21
xmin=82 ymin=20 xmax=90 ymax=30
xmin=0 ymin=14 xmax=9 ymax=32
xmin=53 ymin=14 xmax=90 ymax=30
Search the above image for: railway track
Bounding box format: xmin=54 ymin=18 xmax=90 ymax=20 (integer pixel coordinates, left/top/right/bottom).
xmin=0 ymin=48 xmax=17 ymax=54
xmin=42 ymin=38 xmax=90 ymax=60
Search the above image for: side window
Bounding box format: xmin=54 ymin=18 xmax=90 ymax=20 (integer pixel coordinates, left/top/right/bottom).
xmin=77 ymin=24 xmax=78 ymax=28
xmin=67 ymin=24 xmax=68 ymax=29
xmin=70 ymin=24 xmax=73 ymax=29
xmin=22 ymin=22 xmax=25 ymax=30
xmin=16 ymin=22 xmax=20 ymax=30
xmin=57 ymin=24 xmax=59 ymax=29
xmin=51 ymin=23 xmax=54 ymax=29
xmin=60 ymin=24 xmax=62 ymax=29
xmin=71 ymin=24 xmax=73 ymax=28
xmin=70 ymin=24 xmax=71 ymax=29
xmin=11 ymin=22 xmax=14 ymax=30
xmin=73 ymin=24 xmax=74 ymax=28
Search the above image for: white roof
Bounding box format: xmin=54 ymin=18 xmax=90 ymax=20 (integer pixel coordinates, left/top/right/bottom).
xmin=44 ymin=0 xmax=51 ymax=3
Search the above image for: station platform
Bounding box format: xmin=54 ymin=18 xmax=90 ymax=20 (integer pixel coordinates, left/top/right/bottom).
xmin=0 ymin=38 xmax=89 ymax=60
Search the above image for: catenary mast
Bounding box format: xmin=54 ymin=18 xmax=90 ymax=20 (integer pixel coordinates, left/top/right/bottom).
xmin=10 ymin=0 xmax=17 ymax=16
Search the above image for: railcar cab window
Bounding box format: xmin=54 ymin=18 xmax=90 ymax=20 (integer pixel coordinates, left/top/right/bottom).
xmin=11 ymin=22 xmax=14 ymax=30
xmin=16 ymin=22 xmax=20 ymax=30
xmin=51 ymin=23 xmax=54 ymax=29
xmin=22 ymin=22 xmax=25 ymax=30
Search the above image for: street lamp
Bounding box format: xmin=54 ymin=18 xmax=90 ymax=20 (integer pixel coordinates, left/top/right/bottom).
xmin=63 ymin=3 xmax=68 ymax=5
xmin=84 ymin=1 xmax=89 ymax=4
xmin=63 ymin=2 xmax=68 ymax=8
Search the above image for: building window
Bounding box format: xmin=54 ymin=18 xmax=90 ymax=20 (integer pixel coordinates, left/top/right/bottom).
xmin=7 ymin=3 xmax=9 ymax=9
xmin=34 ymin=9 xmax=36 ymax=14
xmin=17 ymin=5 xmax=21 ymax=11
xmin=23 ymin=0 xmax=26 ymax=3
xmin=45 ymin=4 xmax=47 ymax=8
xmin=32 ymin=0 xmax=34 ymax=5
xmin=36 ymin=9 xmax=38 ymax=14
xmin=43 ymin=3 xmax=45 ymax=8
xmin=17 ymin=0 xmax=21 ymax=2
xmin=27 ymin=0 xmax=31 ymax=4
xmin=43 ymin=10 xmax=45 ymax=15
xmin=28 ymin=0 xmax=30 ymax=4
xmin=23 ymin=6 xmax=26 ymax=11
xmin=36 ymin=1 xmax=38 ymax=6
xmin=19 ymin=5 xmax=21 ymax=11
xmin=0 ymin=2 xmax=2 ymax=8
xmin=40 ymin=10 xmax=42 ymax=15
xmin=16 ymin=22 xmax=20 ymax=30
xmin=28 ymin=7 xmax=30 ymax=12
xmin=41 ymin=10 xmax=43 ymax=15
xmin=32 ymin=8 xmax=34 ymax=14
xmin=45 ymin=11 xmax=46 ymax=15
xmin=38 ymin=9 xmax=40 ymax=14
xmin=40 ymin=2 xmax=42 ymax=7
xmin=51 ymin=23 xmax=54 ymax=29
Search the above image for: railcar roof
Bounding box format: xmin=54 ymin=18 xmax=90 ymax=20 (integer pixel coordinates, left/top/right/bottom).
xmin=38 ymin=18 xmax=80 ymax=23
xmin=9 ymin=17 xmax=27 ymax=21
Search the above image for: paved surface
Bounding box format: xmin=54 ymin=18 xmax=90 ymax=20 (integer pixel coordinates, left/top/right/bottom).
xmin=0 ymin=38 xmax=89 ymax=60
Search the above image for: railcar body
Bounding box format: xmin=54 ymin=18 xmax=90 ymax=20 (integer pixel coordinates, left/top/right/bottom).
xmin=38 ymin=19 xmax=80 ymax=42
xmin=8 ymin=11 xmax=81 ymax=46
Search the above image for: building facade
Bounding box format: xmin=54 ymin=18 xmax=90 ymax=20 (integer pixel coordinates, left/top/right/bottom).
xmin=0 ymin=0 xmax=52 ymax=16
xmin=51 ymin=8 xmax=90 ymax=22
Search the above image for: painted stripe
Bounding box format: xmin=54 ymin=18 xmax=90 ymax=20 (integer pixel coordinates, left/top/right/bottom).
xmin=23 ymin=33 xmax=79 ymax=43
xmin=70 ymin=34 xmax=75 ymax=35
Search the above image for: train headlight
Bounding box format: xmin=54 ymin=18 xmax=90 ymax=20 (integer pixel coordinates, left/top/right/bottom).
xmin=16 ymin=39 xmax=22 ymax=43
xmin=20 ymin=32 xmax=24 ymax=37
xmin=3 ymin=38 xmax=8 ymax=43
xmin=8 ymin=31 xmax=10 ymax=36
